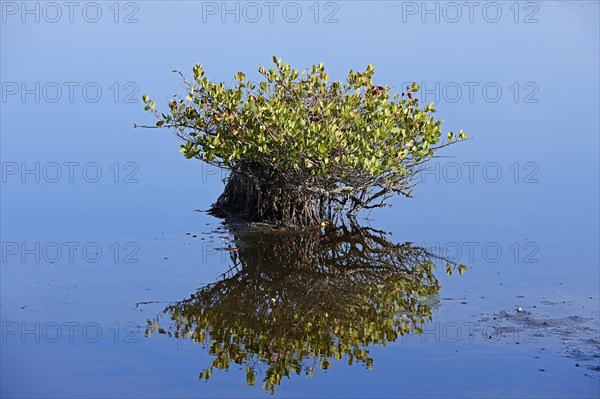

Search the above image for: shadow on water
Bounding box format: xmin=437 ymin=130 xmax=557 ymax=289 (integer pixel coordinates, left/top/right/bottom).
xmin=146 ymin=223 xmax=466 ymax=393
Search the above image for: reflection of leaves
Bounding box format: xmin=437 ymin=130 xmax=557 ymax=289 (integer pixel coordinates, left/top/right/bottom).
xmin=148 ymin=224 xmax=465 ymax=393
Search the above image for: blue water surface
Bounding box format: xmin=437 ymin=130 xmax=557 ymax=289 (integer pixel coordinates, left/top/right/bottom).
xmin=1 ymin=1 xmax=599 ymax=397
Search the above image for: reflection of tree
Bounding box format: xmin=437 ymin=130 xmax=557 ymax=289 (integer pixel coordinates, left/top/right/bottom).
xmin=147 ymin=224 xmax=465 ymax=393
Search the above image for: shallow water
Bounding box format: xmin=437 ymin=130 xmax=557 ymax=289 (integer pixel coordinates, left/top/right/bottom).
xmin=1 ymin=1 xmax=599 ymax=397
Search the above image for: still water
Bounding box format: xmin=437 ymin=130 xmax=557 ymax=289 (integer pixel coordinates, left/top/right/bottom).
xmin=1 ymin=1 xmax=599 ymax=397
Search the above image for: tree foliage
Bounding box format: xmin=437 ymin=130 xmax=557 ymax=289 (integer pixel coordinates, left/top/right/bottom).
xmin=142 ymin=58 xmax=468 ymax=226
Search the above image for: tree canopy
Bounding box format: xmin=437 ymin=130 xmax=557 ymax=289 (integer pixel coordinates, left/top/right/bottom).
xmin=142 ymin=58 xmax=468 ymax=227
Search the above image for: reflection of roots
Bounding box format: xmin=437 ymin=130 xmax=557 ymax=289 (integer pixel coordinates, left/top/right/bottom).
xmin=148 ymin=224 xmax=459 ymax=393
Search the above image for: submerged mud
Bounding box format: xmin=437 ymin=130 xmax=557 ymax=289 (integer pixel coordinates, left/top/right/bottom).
xmin=476 ymin=303 xmax=600 ymax=376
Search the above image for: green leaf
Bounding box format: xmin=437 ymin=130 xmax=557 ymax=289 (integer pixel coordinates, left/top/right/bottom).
xmin=445 ymin=263 xmax=453 ymax=275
